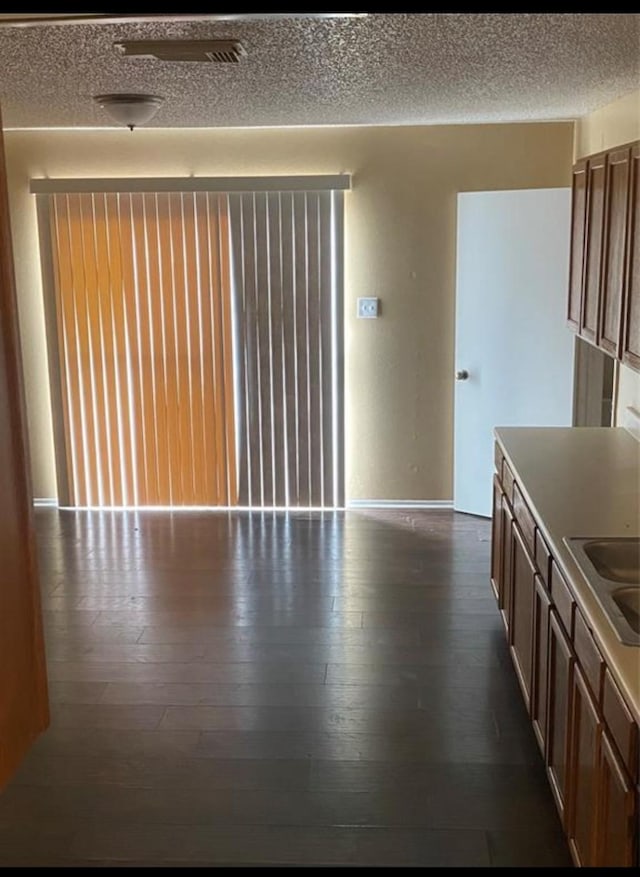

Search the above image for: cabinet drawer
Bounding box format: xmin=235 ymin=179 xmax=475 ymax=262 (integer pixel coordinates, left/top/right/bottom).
xmin=535 ymin=529 xmax=552 ymax=588
xmin=573 ymin=609 xmax=604 ymax=704
xmin=502 ymin=459 xmax=515 ymax=505
xmin=602 ymin=668 xmax=639 ymax=783
xmin=512 ymin=483 xmax=535 ymax=557
xmin=550 ymin=560 xmax=575 ymax=639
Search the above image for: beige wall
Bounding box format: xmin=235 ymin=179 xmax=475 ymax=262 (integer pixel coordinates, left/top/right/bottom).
xmin=574 ymin=88 xmax=640 ymax=426
xmin=574 ymin=90 xmax=640 ymax=159
xmin=4 ymin=122 xmax=573 ymax=501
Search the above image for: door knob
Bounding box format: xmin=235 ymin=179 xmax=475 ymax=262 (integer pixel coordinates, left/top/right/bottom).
xmin=455 ymin=369 xmax=469 ymax=381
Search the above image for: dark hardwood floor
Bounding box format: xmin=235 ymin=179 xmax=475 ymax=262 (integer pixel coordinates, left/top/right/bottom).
xmin=0 ymin=508 xmax=571 ymax=867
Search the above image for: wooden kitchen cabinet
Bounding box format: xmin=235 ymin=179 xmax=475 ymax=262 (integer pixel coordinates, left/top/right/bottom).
xmin=623 ymin=143 xmax=640 ymax=371
xmin=600 ymin=147 xmax=631 ymax=357
xmin=547 ymin=609 xmax=575 ymax=823
xmin=567 ymin=140 xmax=640 ymax=373
xmin=509 ymin=521 xmax=536 ymax=710
xmin=491 ymin=439 xmax=639 ymax=866
xmin=581 ymin=152 xmax=607 ymax=344
xmin=568 ymin=158 xmax=588 ymax=330
xmin=595 ymin=731 xmax=638 ymax=867
xmin=567 ymin=665 xmax=602 ymax=866
xmin=531 ymin=574 xmax=551 ymax=754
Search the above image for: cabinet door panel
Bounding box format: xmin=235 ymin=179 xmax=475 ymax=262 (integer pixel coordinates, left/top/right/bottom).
xmin=547 ymin=609 xmax=574 ymax=824
xmin=600 ymin=147 xmax=631 ymax=357
xmin=568 ymin=159 xmax=588 ymax=330
xmin=531 ymin=574 xmax=551 ymax=754
xmin=509 ymin=522 xmax=536 ymax=710
xmin=581 ymin=153 xmax=607 ymax=344
xmin=490 ymin=475 xmax=503 ymax=605
xmin=623 ymin=143 xmax=640 ymax=370
xmin=567 ymin=666 xmax=602 ymax=867
xmin=596 ymin=731 xmax=637 ymax=867
xmin=501 ymin=500 xmax=514 ymax=636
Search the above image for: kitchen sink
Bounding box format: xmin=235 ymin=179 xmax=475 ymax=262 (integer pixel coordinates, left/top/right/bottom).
xmin=612 ymin=588 xmax=640 ymax=634
xmin=563 ymin=537 xmax=640 ymax=646
xmin=583 ymin=539 xmax=640 ymax=585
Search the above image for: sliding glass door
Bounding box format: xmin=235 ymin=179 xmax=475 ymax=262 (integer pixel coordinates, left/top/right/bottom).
xmin=37 ymin=179 xmax=345 ymax=509
xmin=229 ymin=191 xmax=343 ymax=508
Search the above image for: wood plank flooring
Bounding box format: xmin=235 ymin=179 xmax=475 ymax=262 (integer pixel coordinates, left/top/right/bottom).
xmin=0 ymin=509 xmax=571 ymax=867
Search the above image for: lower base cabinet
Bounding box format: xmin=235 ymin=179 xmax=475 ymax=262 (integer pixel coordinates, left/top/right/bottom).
xmin=596 ymin=732 xmax=638 ymax=867
xmin=568 ymin=666 xmax=602 ymax=866
xmin=492 ymin=443 xmax=638 ymax=867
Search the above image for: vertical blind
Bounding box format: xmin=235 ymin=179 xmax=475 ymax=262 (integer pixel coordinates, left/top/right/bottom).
xmin=41 ymin=181 xmax=344 ymax=509
xmin=48 ymin=191 xmax=236 ymax=507
xmin=229 ymin=191 xmax=344 ymax=508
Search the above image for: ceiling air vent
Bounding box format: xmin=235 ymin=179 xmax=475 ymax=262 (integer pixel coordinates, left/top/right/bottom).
xmin=114 ymin=39 xmax=247 ymax=63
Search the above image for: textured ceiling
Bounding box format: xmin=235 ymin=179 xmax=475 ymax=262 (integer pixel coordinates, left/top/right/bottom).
xmin=0 ymin=13 xmax=638 ymax=129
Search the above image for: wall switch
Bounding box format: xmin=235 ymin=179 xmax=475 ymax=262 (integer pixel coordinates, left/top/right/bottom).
xmin=357 ymin=297 xmax=380 ymax=318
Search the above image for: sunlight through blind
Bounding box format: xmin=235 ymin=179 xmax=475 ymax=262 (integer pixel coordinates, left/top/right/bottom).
xmin=48 ymin=191 xmax=236 ymax=507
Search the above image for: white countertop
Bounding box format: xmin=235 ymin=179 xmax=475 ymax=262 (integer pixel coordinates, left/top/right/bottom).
xmin=494 ymin=426 xmax=640 ymax=723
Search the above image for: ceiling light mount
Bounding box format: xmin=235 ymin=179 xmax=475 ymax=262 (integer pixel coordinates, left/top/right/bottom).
xmin=93 ymin=93 xmax=164 ymax=130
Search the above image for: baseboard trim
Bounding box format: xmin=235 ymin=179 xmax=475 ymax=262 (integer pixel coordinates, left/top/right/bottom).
xmin=32 ymin=498 xmax=455 ymax=511
xmin=347 ymin=500 xmax=454 ymax=510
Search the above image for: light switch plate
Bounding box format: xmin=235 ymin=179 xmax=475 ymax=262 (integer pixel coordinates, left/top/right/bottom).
xmin=357 ymin=297 xmax=380 ymax=318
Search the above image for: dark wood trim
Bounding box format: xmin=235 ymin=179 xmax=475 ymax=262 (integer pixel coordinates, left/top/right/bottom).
xmin=0 ymin=103 xmax=49 ymax=788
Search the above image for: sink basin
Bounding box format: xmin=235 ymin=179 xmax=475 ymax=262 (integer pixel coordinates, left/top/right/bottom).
xmin=612 ymin=588 xmax=640 ymax=634
xmin=583 ymin=539 xmax=640 ymax=584
xmin=564 ymin=537 xmax=640 ymax=646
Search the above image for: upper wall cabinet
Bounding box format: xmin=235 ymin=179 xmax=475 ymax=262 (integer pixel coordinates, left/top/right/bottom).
xmin=623 ymin=144 xmax=640 ymax=370
xmin=600 ymin=148 xmax=631 ymax=357
xmin=567 ymin=139 xmax=640 ymax=373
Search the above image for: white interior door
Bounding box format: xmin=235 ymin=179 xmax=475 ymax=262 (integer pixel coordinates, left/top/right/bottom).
xmin=454 ymin=188 xmax=574 ymax=517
